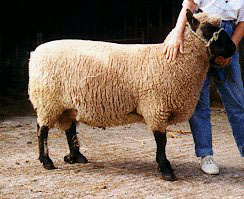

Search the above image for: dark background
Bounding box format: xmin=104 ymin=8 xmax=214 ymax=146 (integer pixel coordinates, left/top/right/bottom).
xmin=0 ymin=0 xmax=243 ymax=117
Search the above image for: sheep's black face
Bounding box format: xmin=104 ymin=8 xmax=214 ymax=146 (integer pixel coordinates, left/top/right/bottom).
xmin=186 ymin=9 xmax=236 ymax=59
xmin=201 ymin=23 xmax=236 ymax=58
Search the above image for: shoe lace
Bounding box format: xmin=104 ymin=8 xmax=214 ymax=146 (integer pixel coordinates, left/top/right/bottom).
xmin=204 ymin=156 xmax=215 ymax=165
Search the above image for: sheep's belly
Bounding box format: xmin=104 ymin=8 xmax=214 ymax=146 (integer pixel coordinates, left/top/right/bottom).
xmin=77 ymin=111 xmax=144 ymax=128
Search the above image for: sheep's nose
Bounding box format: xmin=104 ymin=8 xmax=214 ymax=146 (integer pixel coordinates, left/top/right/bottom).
xmin=224 ymin=43 xmax=236 ymax=58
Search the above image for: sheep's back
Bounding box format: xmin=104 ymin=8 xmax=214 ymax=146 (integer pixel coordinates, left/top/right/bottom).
xmin=29 ymin=40 xmax=146 ymax=127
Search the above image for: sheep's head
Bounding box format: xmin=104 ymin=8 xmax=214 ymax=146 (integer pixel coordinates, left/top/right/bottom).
xmin=186 ymin=9 xmax=236 ymax=59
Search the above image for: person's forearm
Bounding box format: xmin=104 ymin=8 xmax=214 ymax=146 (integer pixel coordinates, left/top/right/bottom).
xmin=232 ymin=21 xmax=244 ymax=47
xmin=174 ymin=0 xmax=196 ymax=35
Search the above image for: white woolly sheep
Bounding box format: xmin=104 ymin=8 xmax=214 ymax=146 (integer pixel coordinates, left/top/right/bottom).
xmin=28 ymin=10 xmax=236 ymax=181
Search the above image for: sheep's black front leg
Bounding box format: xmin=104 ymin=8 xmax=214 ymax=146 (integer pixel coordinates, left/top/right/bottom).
xmin=64 ymin=122 xmax=88 ymax=164
xmin=37 ymin=124 xmax=55 ymax=170
xmin=153 ymin=131 xmax=176 ymax=181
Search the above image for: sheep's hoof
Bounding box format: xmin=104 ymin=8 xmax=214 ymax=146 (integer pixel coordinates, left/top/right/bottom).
xmin=64 ymin=152 xmax=88 ymax=164
xmin=158 ymin=160 xmax=177 ymax=181
xmin=40 ymin=156 xmax=56 ymax=170
xmin=160 ymin=170 xmax=177 ymax=181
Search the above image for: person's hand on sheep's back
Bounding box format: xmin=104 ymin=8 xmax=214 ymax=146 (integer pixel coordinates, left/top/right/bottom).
xmin=163 ymin=28 xmax=184 ymax=63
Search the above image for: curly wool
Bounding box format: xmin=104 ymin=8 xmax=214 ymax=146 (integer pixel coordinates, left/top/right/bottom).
xmin=28 ymin=13 xmax=220 ymax=132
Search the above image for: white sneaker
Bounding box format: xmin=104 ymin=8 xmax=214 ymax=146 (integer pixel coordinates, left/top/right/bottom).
xmin=201 ymin=156 xmax=219 ymax=175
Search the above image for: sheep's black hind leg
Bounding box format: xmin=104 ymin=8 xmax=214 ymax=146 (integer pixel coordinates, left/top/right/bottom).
xmin=37 ymin=124 xmax=56 ymax=170
xmin=153 ymin=131 xmax=176 ymax=181
xmin=64 ymin=122 xmax=88 ymax=164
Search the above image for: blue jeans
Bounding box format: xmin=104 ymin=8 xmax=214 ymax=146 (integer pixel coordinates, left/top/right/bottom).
xmin=189 ymin=20 xmax=244 ymax=157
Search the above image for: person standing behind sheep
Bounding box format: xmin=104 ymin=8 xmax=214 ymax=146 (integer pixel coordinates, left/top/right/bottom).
xmin=163 ymin=0 xmax=244 ymax=175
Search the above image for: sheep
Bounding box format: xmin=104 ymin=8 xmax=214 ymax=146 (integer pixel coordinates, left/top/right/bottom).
xmin=28 ymin=10 xmax=236 ymax=181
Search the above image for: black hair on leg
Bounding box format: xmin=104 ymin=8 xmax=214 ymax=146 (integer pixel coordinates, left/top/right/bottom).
xmin=37 ymin=124 xmax=55 ymax=170
xmin=64 ymin=122 xmax=88 ymax=164
xmin=153 ymin=130 xmax=176 ymax=181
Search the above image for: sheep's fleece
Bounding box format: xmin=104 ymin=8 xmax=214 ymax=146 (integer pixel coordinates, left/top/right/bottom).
xmin=29 ymin=13 xmax=220 ymax=132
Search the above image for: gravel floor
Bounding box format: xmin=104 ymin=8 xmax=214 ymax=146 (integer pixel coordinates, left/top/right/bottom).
xmin=0 ymin=109 xmax=243 ymax=198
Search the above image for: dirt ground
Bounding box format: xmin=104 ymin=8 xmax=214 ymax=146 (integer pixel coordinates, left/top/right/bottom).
xmin=0 ymin=108 xmax=243 ymax=198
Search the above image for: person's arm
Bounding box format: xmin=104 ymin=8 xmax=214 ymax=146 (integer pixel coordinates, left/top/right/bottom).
xmin=215 ymin=21 xmax=244 ymax=65
xmin=163 ymin=0 xmax=196 ymax=62
xmin=232 ymin=21 xmax=244 ymax=47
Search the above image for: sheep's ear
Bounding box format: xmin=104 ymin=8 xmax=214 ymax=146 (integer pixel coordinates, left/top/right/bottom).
xmin=195 ymin=8 xmax=203 ymax=14
xmin=186 ymin=9 xmax=200 ymax=31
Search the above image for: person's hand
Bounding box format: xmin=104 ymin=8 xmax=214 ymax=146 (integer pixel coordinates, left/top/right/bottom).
xmin=163 ymin=29 xmax=184 ymax=63
xmin=214 ymin=56 xmax=232 ymax=66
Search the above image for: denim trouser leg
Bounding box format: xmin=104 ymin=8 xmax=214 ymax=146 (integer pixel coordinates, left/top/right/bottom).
xmin=215 ymin=52 xmax=244 ymax=157
xmin=189 ymin=74 xmax=213 ymax=157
